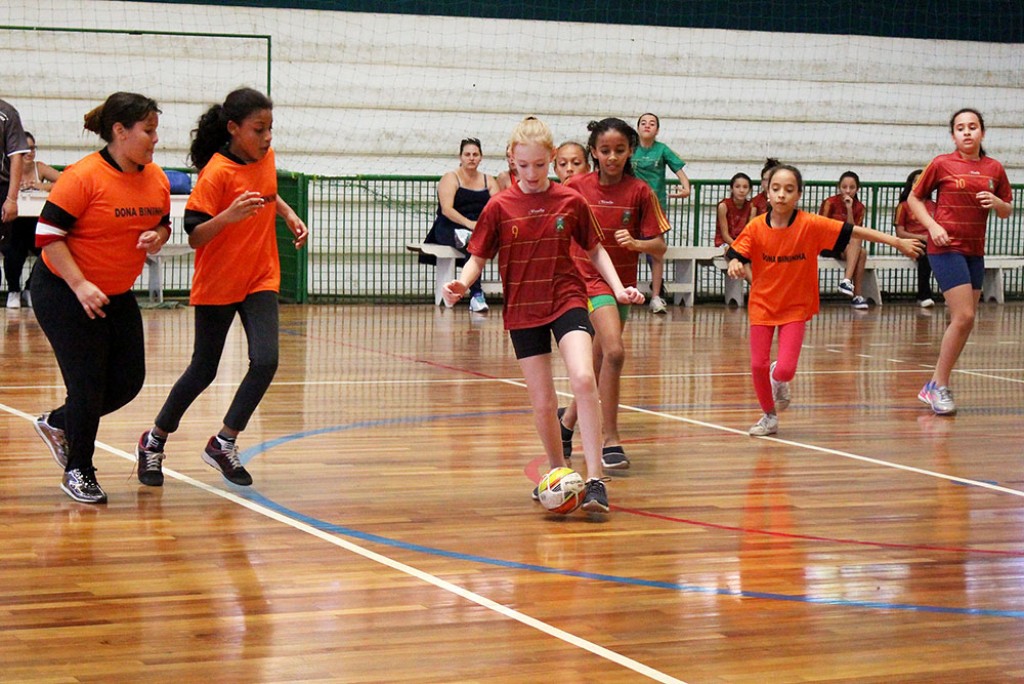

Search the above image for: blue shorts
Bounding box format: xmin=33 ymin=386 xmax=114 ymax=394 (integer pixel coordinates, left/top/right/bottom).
xmin=509 ymin=307 xmax=594 ymax=360
xmin=928 ymin=253 xmax=984 ymax=291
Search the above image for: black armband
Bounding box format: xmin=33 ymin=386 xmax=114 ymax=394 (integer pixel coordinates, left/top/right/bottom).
xmin=726 ymin=246 xmax=750 ymax=264
xmin=183 ymin=209 xmax=213 ymax=235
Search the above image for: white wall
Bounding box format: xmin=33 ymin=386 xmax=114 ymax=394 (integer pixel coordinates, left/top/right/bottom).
xmin=2 ymin=0 xmax=1021 ymax=183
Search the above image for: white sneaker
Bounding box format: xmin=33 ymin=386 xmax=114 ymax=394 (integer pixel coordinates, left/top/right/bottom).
xmin=469 ymin=293 xmax=488 ymax=313
xmin=918 ymin=298 xmax=934 ymax=308
xmin=851 ymin=296 xmax=869 ymax=310
xmin=748 ymin=413 xmax=779 ymax=436
xmin=838 ymin=278 xmax=855 ymax=297
xmin=649 ymin=295 xmax=667 ymax=314
xmin=6 ymin=292 xmax=21 ymax=309
xmin=769 ymin=361 xmax=791 ymax=411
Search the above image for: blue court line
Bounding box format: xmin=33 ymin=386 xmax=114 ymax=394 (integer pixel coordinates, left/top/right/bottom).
xmin=237 ymin=414 xmax=1024 ymax=621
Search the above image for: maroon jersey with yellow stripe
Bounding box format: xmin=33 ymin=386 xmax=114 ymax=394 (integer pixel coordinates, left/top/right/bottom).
xmin=467 ymin=181 xmax=602 ymax=330
xmin=716 ymin=197 xmax=752 ymax=246
xmin=912 ymin=152 xmax=1011 ymax=256
xmin=894 ymin=199 xmax=935 ymax=238
xmin=186 ymin=148 xmax=279 ymax=305
xmin=565 ymin=172 xmax=670 ymax=295
xmin=818 ymin=193 xmax=865 ymax=226
xmin=36 ymin=149 xmax=170 ymax=295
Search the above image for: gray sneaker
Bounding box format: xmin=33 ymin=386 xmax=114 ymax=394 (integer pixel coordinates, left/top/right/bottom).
xmin=748 ymin=413 xmax=779 ymax=436
xmin=61 ymin=467 xmax=107 ymax=504
xmin=927 ymin=385 xmax=957 ymax=415
xmin=769 ymin=361 xmax=791 ymax=411
xmin=34 ymin=412 xmax=69 ymax=469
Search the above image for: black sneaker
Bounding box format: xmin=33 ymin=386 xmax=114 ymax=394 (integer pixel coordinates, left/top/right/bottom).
xmin=556 ymin=407 xmax=573 ymax=460
xmin=61 ymin=467 xmax=107 ymax=504
xmin=136 ymin=430 xmax=165 ymax=487
xmin=202 ymin=436 xmax=253 ymax=486
xmin=34 ymin=412 xmax=69 ymax=469
xmin=531 ymin=484 xmax=539 ymax=501
xmin=581 ymin=478 xmax=609 ymax=513
xmin=601 ymin=446 xmax=630 ymax=470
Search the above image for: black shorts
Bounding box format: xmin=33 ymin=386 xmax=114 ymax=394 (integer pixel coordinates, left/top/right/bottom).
xmin=509 ymin=307 xmax=594 ymax=359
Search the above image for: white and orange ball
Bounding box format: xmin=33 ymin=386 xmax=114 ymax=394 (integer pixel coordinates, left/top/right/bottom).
xmin=537 ymin=467 xmax=585 ymax=514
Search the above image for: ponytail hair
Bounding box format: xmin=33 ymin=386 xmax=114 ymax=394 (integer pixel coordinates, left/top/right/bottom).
xmin=83 ymin=92 xmax=161 ymax=143
xmin=586 ymin=117 xmax=639 ymax=176
xmin=898 ymin=169 xmax=923 ymax=204
xmin=189 ymin=87 xmax=273 ymax=170
xmin=760 ymin=157 xmax=781 ymax=177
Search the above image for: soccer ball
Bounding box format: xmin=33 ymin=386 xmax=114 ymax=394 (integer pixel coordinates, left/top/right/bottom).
xmin=537 ymin=467 xmax=585 ymax=514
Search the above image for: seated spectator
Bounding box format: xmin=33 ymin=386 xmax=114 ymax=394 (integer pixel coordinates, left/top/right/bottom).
xmin=6 ymin=131 xmax=60 ymax=308
xmin=819 ymin=171 xmax=869 ymax=309
xmin=893 ymin=169 xmax=936 ymax=308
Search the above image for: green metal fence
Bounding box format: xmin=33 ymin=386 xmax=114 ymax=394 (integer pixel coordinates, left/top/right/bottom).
xmin=153 ymin=175 xmax=1024 ymax=303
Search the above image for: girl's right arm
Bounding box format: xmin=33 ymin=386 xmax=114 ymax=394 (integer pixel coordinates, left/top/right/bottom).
xmin=442 ymin=254 xmax=487 ymax=307
xmin=438 ymin=172 xmax=476 ymax=230
xmin=717 ymin=203 xmax=732 ymax=246
xmin=851 ymin=224 xmax=924 ymax=259
xmin=41 ymin=241 xmax=109 ymax=318
xmin=188 ymin=190 xmax=265 ymax=248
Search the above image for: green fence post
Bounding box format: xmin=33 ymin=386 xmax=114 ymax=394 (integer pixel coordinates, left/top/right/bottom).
xmin=276 ymin=171 xmax=309 ymax=303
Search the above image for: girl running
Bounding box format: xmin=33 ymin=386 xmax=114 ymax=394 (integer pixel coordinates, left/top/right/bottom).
xmin=633 ymin=113 xmax=690 ymax=314
xmin=135 ymin=87 xmax=308 ymax=487
xmin=726 ymin=165 xmax=922 ymax=436
xmin=819 ymin=171 xmax=869 ymax=309
xmin=893 ymin=169 xmax=935 ymax=308
xmin=442 ymin=116 xmax=645 ymax=514
xmin=32 ymin=92 xmax=170 ymax=503
xmin=557 ymin=118 xmax=670 ymax=470
xmin=908 ymin=108 xmax=1012 ymax=416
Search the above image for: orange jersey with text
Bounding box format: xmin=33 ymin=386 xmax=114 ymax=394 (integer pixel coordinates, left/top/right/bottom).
xmin=565 ymin=172 xmax=670 ymax=295
xmin=731 ymin=210 xmax=849 ymax=326
xmin=186 ymin=149 xmax=279 ymax=305
xmin=818 ymin=193 xmax=865 ymax=226
xmin=912 ymin=152 xmax=1011 ymax=257
xmin=36 ymin=149 xmax=170 ymax=295
xmin=716 ymin=197 xmax=752 ymax=246
xmin=468 ymin=181 xmax=602 ymax=330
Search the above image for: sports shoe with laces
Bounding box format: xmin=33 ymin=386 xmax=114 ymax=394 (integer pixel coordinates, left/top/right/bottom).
xmin=927 ymin=385 xmax=956 ymax=416
xmin=61 ymin=467 xmax=107 ymax=504
xmin=136 ymin=430 xmax=165 ymax=487
xmin=202 ymin=436 xmax=253 ymax=486
xmin=34 ymin=412 xmax=68 ymax=469
xmin=6 ymin=291 xmax=21 ymax=309
xmin=469 ymin=292 xmax=488 ymax=313
xmin=581 ymin=477 xmax=610 ymax=513
xmin=748 ymin=413 xmax=779 ymax=437
xmin=649 ymin=295 xmax=667 ymax=314
xmin=917 ymin=381 xmax=935 ymax=406
xmin=851 ymin=295 xmax=869 ymax=310
xmin=838 ymin=278 xmax=855 ymax=297
xmin=769 ymin=361 xmax=791 ymax=411
xmin=556 ymin=407 xmax=573 ymax=461
xmin=531 ymin=484 xmax=539 ymax=501
xmin=918 ymin=298 xmax=934 ymax=309
xmin=601 ymin=446 xmax=630 ymax=470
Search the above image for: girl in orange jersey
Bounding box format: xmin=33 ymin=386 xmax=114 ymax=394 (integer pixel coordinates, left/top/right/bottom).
xmin=726 ymin=165 xmax=922 ymax=436
xmin=893 ymin=169 xmax=935 ymax=308
xmin=32 ymin=92 xmax=170 ymax=503
xmin=135 ymin=88 xmax=308 ymax=487
xmin=552 ymin=141 xmax=589 ymax=183
xmin=442 ymin=116 xmax=645 ymax=514
xmin=908 ymin=108 xmax=1012 ymax=416
xmin=556 ymin=118 xmax=669 ymax=471
xmin=819 ymin=171 xmax=869 ymax=309
xmin=750 ymin=157 xmax=780 ymax=217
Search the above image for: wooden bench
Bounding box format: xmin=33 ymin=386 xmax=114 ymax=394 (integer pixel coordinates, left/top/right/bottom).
xmin=145 ymin=243 xmax=193 ymax=304
xmin=661 ymin=246 xmax=723 ymax=307
xmin=405 ymin=242 xmax=501 ymax=305
xmin=712 ymin=253 xmax=1024 ymax=306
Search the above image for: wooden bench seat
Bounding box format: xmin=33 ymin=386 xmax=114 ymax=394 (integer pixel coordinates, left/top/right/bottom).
xmin=406 ymin=242 xmax=501 ymax=305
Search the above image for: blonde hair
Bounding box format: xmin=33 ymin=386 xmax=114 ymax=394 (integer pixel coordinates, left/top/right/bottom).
xmin=508 ymin=116 xmax=554 ymax=153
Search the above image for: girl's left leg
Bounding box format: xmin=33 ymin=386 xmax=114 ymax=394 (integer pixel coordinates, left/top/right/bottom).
xmin=222 ymin=290 xmax=280 ymax=434
xmin=557 ymin=329 xmax=609 ymax=512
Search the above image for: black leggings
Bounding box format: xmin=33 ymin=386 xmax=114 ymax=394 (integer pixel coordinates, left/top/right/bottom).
xmin=2 ymin=217 xmax=40 ymax=292
xmin=156 ymin=290 xmax=279 ymax=434
xmin=31 ymin=260 xmax=146 ymax=471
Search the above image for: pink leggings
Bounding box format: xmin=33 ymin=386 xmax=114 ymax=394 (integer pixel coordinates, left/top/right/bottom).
xmin=749 ymin=321 xmax=806 ymax=414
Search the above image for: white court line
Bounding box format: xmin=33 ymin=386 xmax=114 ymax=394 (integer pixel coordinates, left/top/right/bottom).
xmin=0 ymin=402 xmax=686 ymax=684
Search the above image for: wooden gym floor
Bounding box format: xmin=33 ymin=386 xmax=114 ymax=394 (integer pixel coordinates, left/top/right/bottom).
xmin=2 ymin=300 xmax=1023 ymax=683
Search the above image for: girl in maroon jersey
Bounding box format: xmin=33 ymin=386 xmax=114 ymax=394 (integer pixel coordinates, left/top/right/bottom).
xmin=893 ymin=169 xmax=935 ymax=308
xmin=442 ymin=116 xmax=644 ymax=515
xmin=818 ymin=171 xmax=869 ymax=309
xmin=908 ymin=108 xmax=1012 ymax=415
